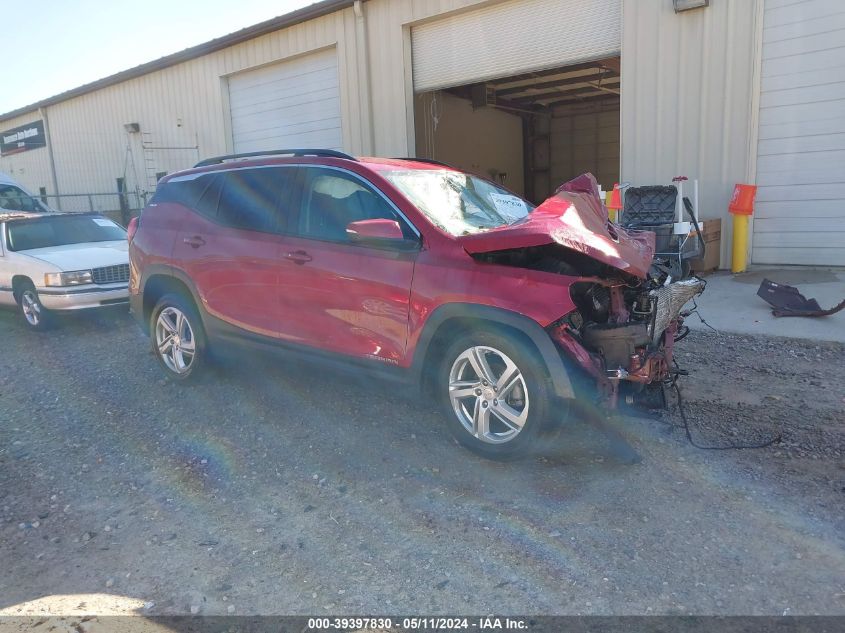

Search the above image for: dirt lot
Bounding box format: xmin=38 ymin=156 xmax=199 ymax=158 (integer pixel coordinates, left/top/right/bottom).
xmin=0 ymin=307 xmax=843 ymax=616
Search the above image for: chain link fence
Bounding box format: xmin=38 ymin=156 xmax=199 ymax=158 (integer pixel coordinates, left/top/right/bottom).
xmin=0 ymin=191 xmax=148 ymax=226
xmin=43 ymin=191 xmax=147 ymax=220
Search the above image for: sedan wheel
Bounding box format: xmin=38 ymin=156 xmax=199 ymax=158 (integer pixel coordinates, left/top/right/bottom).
xmin=155 ymin=306 xmax=197 ymax=374
xmin=17 ymin=284 xmax=50 ymax=330
xmin=448 ymin=345 xmax=530 ymax=444
xmin=21 ymin=290 xmax=43 ymax=327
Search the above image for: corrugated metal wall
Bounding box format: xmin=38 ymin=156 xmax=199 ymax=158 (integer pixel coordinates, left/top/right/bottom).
xmin=621 ymin=0 xmax=762 ymax=269
xmin=753 ymin=0 xmax=845 ymax=266
xmin=551 ymin=103 xmax=621 ymax=191
xmin=414 ymin=91 xmax=525 ymax=194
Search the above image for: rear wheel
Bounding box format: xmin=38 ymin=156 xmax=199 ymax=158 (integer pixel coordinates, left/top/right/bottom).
xmin=150 ymin=293 xmax=207 ymax=381
xmin=17 ymin=282 xmax=50 ymax=331
xmin=438 ymin=330 xmax=556 ymax=460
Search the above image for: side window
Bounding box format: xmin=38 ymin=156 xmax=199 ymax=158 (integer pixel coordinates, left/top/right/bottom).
xmin=296 ymin=168 xmax=405 ymax=242
xmin=152 ymin=173 xmax=220 ymax=221
xmin=194 ymin=175 xmax=223 ymax=219
xmin=217 ymin=169 xmax=290 ymax=234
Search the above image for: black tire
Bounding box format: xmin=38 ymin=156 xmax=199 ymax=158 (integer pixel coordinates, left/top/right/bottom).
xmin=437 ymin=329 xmax=557 ymax=460
xmin=16 ymin=282 xmax=51 ymax=331
xmin=149 ymin=292 xmax=208 ymax=382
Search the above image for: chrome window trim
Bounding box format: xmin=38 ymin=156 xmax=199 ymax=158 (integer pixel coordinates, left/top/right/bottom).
xmin=166 ymin=162 xmax=298 ymax=182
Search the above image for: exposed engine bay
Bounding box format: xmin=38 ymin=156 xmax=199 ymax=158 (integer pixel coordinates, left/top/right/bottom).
xmin=467 ymin=173 xmax=706 ymax=409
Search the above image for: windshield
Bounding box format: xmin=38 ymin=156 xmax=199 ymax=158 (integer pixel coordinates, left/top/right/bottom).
xmin=6 ymin=214 xmax=126 ymax=251
xmin=382 ymin=169 xmax=533 ymax=236
xmin=0 ymin=184 xmax=45 ymax=212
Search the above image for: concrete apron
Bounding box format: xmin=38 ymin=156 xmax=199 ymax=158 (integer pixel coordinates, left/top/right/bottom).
xmin=684 ymin=268 xmax=845 ymax=343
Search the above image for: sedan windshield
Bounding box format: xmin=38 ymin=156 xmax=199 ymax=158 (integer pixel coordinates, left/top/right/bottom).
xmin=6 ymin=214 xmax=126 ymax=251
xmin=382 ymin=169 xmax=533 ymax=236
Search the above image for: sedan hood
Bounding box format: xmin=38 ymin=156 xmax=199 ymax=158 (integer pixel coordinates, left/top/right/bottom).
xmin=459 ymin=174 xmax=656 ymax=278
xmin=20 ymin=241 xmax=128 ymax=271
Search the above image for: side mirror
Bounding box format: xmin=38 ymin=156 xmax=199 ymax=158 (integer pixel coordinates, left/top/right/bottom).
xmin=346 ymin=219 xmax=418 ymax=251
xmin=346 ymin=218 xmax=404 ymax=240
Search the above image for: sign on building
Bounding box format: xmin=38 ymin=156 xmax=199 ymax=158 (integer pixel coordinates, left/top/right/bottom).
xmin=1 ymin=120 xmax=46 ymax=156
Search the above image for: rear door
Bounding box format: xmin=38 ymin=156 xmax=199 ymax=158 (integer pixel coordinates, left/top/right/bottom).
xmin=170 ymin=166 xmax=297 ymax=338
xmin=276 ymin=166 xmax=419 ymax=365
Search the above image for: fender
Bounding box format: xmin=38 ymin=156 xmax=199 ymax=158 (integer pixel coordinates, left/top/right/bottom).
xmin=410 ymin=302 xmax=575 ymax=399
xmin=132 ymin=264 xmax=204 ymax=333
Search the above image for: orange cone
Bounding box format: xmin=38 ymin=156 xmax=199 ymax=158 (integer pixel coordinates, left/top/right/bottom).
xmin=607 ymin=183 xmax=623 ymax=222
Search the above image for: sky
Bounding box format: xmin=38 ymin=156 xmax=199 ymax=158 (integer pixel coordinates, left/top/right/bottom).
xmin=1 ymin=0 xmax=316 ymax=115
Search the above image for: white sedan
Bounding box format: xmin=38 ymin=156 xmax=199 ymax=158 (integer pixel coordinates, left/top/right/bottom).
xmin=0 ymin=211 xmax=129 ymax=330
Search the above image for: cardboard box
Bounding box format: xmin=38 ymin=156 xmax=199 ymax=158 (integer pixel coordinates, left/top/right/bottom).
xmin=690 ymin=218 xmax=721 ymax=272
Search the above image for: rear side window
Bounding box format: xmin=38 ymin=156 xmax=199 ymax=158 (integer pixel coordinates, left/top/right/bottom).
xmin=152 ymin=174 xmax=218 ymax=217
xmin=154 ymin=168 xmax=293 ymax=234
xmin=217 ymin=169 xmax=290 ymax=233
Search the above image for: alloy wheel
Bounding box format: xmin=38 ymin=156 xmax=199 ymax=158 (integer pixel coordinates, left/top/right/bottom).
xmin=21 ymin=290 xmax=42 ymax=326
xmin=155 ymin=306 xmax=196 ymax=374
xmin=448 ymin=345 xmax=529 ymax=444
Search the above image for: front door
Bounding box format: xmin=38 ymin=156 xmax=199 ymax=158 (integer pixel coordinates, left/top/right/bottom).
xmin=276 ymin=166 xmax=419 ymax=365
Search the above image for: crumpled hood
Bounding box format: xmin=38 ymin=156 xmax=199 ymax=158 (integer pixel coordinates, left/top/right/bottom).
xmin=459 ymin=173 xmax=656 ymax=278
xmin=20 ymin=241 xmax=128 ymax=271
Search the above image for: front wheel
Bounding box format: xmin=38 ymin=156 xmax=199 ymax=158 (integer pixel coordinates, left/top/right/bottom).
xmin=438 ymin=330 xmax=556 ymax=460
xmin=150 ymin=293 xmax=207 ymax=381
xmin=17 ymin=283 xmax=51 ymax=331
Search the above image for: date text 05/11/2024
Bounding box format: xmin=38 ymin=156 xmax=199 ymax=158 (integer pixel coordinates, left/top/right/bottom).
xmin=306 ymin=617 xmax=529 ymax=630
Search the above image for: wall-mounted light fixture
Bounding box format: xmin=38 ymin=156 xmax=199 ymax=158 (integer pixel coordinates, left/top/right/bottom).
xmin=673 ymin=0 xmax=709 ymax=12
xmin=123 ymin=122 xmax=140 ymax=133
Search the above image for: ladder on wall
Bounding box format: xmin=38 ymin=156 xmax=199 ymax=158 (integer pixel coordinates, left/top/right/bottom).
xmin=141 ymin=132 xmax=159 ymax=192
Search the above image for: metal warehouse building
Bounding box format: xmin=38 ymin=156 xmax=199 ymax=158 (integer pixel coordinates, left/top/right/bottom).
xmin=1 ymin=0 xmax=843 ymax=267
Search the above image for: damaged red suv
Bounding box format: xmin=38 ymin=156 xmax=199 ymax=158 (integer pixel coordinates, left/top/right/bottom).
xmin=128 ymin=149 xmax=703 ymax=459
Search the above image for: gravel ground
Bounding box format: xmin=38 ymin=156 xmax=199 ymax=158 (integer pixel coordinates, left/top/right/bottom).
xmin=0 ymin=307 xmax=843 ymax=617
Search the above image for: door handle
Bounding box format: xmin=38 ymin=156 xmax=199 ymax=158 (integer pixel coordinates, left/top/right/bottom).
xmin=183 ymin=235 xmax=206 ymax=248
xmin=285 ymin=250 xmax=312 ymax=264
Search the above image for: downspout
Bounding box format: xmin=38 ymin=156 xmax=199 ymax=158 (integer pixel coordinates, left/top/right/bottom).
xmin=353 ymin=0 xmax=375 ymax=154
xmin=38 ymin=106 xmax=61 ymax=210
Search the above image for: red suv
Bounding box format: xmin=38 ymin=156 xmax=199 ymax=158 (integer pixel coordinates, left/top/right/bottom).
xmin=129 ymin=149 xmax=702 ymax=459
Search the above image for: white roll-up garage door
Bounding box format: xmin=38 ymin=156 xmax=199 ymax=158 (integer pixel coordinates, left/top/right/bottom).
xmin=753 ymin=0 xmax=845 ymax=266
xmin=228 ymin=48 xmax=342 ymax=153
xmin=411 ymin=0 xmax=621 ymax=93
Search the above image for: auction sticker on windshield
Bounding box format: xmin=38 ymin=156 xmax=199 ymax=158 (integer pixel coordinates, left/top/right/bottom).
xmin=489 ymin=192 xmax=527 ymax=221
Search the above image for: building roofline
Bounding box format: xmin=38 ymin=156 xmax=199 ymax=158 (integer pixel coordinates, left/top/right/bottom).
xmin=0 ymin=0 xmax=355 ymax=124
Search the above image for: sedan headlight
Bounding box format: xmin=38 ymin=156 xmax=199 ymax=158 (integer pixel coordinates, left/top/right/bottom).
xmin=44 ymin=270 xmax=94 ymax=286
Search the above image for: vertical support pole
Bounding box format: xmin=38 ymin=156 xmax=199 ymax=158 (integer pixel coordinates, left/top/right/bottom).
xmin=39 ymin=106 xmax=61 ymax=210
xmin=353 ymin=0 xmax=375 ymax=155
xmin=731 ymin=214 xmax=749 ymax=273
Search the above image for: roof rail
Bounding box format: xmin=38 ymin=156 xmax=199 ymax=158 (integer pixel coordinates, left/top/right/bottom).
xmin=391 ymin=157 xmax=454 ymax=168
xmin=195 ymin=148 xmax=357 ymax=168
